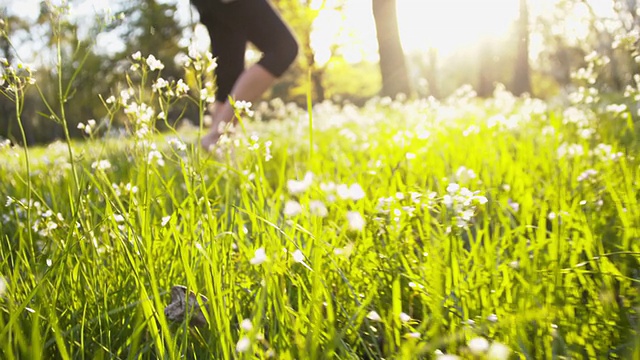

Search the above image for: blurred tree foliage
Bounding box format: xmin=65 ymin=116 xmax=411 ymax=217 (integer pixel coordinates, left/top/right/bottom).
xmin=0 ymin=5 xmax=37 ymax=144
xmin=535 ymin=0 xmax=639 ymax=94
xmin=0 ymin=0 xmax=190 ymax=146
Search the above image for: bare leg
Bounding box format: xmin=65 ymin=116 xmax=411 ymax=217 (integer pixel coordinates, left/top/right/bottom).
xmin=201 ymin=64 xmax=277 ymax=151
xmin=203 ymin=101 xmax=224 ymax=127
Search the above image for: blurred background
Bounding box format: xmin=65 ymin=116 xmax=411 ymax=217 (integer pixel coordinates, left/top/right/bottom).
xmin=0 ymin=0 xmax=639 ymax=145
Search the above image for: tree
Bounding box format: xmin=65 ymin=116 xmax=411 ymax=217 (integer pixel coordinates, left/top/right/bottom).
xmin=271 ymin=0 xmax=337 ymax=103
xmin=477 ymin=36 xmax=495 ymax=97
xmin=532 ymin=0 xmax=640 ymax=95
xmin=512 ymin=0 xmax=532 ymax=96
xmin=116 ymin=0 xmax=185 ymax=83
xmin=372 ymin=0 xmax=411 ymax=98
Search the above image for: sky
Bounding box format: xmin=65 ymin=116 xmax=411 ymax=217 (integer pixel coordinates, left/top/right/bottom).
xmin=5 ymin=0 xmax=617 ymax=66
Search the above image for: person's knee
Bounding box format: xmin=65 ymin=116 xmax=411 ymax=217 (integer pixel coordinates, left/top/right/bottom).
xmin=279 ymin=34 xmax=298 ymax=71
xmin=261 ymin=35 xmax=298 ymax=77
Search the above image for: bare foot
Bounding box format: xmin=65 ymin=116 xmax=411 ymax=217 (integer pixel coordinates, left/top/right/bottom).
xmin=200 ymin=129 xmax=221 ymax=152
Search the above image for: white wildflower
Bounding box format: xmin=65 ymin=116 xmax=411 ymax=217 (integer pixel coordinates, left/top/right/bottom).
xmin=292 ymin=249 xmax=305 ymax=263
xmin=77 ymin=120 xmax=95 ymax=135
xmin=240 ymin=318 xmax=253 ymax=332
xmin=176 ymin=79 xmax=190 ymax=95
xmin=367 ymin=310 xmax=381 ymax=322
xmin=309 ymin=200 xmax=328 ymax=217
xmin=236 ymin=336 xmax=251 ymax=353
xmin=456 ymin=166 xmax=477 ymax=183
xmin=148 ymin=149 xmax=165 ymax=167
xmin=443 ymin=194 xmax=453 ymax=208
xmin=346 ymin=211 xmax=365 ymax=231
xmin=168 ymin=137 xmax=187 ymax=152
xmin=91 ymin=160 xmax=112 ymax=171
xmin=468 ymin=337 xmax=490 ymax=355
xmin=320 ymin=182 xmax=336 ymax=193
xmin=120 ymin=88 xmax=133 ymax=104
xmin=487 ymin=342 xmax=511 ymax=360
xmin=233 ymin=100 xmax=254 ymax=116
xmin=337 ymin=183 xmax=365 ymax=201
xmin=291 ymin=249 xmax=312 ymax=270
xmin=577 ymin=169 xmax=597 ymax=182
xmin=446 ymin=183 xmax=460 ymax=193
xmin=605 ymin=104 xmax=627 ymax=114
xmin=436 ymin=354 xmax=460 ymax=360
xmin=161 ymin=216 xmax=171 ymax=227
xmin=287 ymin=171 xmax=313 ymax=195
xmin=508 ymin=199 xmax=519 ymax=212
xmin=146 ymin=54 xmax=164 ymax=71
xmin=264 ymin=140 xmax=273 ymax=162
xmin=333 ymin=243 xmax=353 ymax=257
xmin=399 ymin=312 xmax=411 ymax=323
xmin=475 ymin=195 xmax=488 ymax=205
xmin=152 ymin=77 xmax=169 ymax=92
xmin=557 ymin=143 xmax=584 ymax=158
xmin=250 ymin=247 xmax=267 ymax=265
xmin=405 ymin=332 xmax=421 ymax=339
xmin=283 ymin=200 xmax=302 ymax=217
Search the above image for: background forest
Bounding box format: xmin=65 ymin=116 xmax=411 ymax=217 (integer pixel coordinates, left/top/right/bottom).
xmin=1 ymin=0 xmax=638 ymax=145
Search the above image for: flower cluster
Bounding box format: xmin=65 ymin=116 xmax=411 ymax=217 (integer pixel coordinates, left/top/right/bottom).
xmin=0 ymin=58 xmax=36 ymax=102
xmin=442 ymin=183 xmax=488 ymax=228
xmin=77 ymin=119 xmax=97 ymax=136
xmin=0 ymin=137 xmax=11 ymax=150
xmin=4 ymin=197 xmax=65 ymax=239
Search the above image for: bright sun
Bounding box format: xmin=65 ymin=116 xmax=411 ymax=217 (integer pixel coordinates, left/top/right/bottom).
xmin=396 ymin=0 xmax=520 ymax=54
xmin=311 ymin=0 xmax=522 ymax=64
xmin=311 ymin=0 xmax=566 ymax=64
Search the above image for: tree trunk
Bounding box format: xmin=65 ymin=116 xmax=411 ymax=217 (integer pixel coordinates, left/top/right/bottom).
xmin=372 ymin=0 xmax=412 ymax=98
xmin=478 ymin=37 xmax=494 ymax=97
xmin=303 ymin=29 xmax=325 ymax=101
xmin=512 ymin=0 xmax=531 ymax=96
xmin=427 ymin=47 xmax=440 ymax=99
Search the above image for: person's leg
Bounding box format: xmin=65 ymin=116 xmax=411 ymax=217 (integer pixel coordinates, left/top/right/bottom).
xmin=201 ymin=65 xmax=279 ymax=150
xmin=195 ymin=0 xmax=246 ymax=147
xmin=200 ymin=1 xmax=247 ymax=105
xmin=202 ymin=0 xmax=298 ymax=150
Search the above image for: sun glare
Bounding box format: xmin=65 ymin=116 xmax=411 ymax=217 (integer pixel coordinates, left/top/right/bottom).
xmin=311 ymin=0 xmax=522 ymax=64
xmin=397 ymin=0 xmax=519 ymax=54
xmin=11 ymin=0 xmax=620 ymax=67
xmin=311 ymin=0 xmax=615 ymax=65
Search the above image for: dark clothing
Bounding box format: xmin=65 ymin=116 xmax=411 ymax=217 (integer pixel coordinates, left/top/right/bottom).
xmin=191 ymin=0 xmax=299 ymax=102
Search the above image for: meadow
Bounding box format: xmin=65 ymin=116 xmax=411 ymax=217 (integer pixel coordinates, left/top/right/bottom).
xmin=0 ymin=53 xmax=639 ymax=359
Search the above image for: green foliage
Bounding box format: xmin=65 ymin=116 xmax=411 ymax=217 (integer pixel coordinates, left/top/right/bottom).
xmin=0 ymin=0 xmax=194 ymax=146
xmin=323 ymin=58 xmax=381 ymax=103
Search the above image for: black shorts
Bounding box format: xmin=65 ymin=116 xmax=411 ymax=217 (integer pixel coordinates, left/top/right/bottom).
xmin=191 ymin=0 xmax=299 ymax=102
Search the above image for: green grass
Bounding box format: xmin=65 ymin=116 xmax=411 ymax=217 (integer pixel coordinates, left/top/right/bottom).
xmin=0 ymin=89 xmax=639 ymax=359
